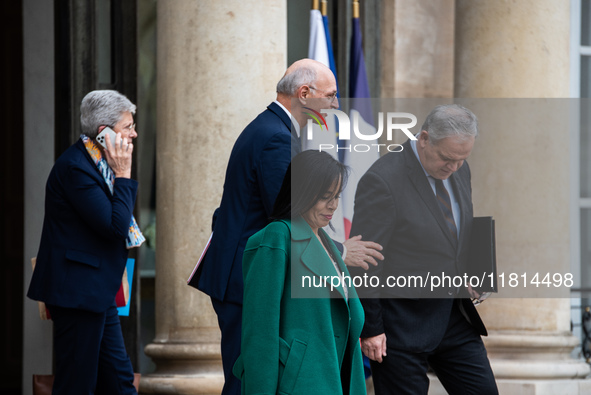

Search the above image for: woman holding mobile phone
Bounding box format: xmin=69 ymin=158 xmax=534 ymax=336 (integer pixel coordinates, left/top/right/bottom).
xmin=27 ymin=90 xmax=142 ymax=394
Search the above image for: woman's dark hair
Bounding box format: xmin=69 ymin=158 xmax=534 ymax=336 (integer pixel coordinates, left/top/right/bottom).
xmin=270 ymin=150 xmax=349 ymax=221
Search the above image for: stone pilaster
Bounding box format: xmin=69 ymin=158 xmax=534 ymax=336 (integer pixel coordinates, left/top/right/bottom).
xmin=455 ymin=1 xmax=590 ymax=393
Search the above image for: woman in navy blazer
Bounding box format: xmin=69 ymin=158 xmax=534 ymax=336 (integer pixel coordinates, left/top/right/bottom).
xmin=28 ymin=90 xmax=141 ymax=394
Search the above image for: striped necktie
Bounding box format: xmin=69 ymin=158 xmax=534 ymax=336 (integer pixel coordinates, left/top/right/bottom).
xmin=435 ymin=178 xmax=457 ymax=241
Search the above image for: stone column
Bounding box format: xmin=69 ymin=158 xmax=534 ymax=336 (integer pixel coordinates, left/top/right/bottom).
xmin=141 ymin=1 xmax=286 ymax=394
xmin=455 ymin=1 xmax=591 ymax=393
xmin=380 ymin=0 xmax=455 ymax=99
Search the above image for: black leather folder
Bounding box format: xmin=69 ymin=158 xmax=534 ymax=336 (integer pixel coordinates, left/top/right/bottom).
xmin=468 ymin=216 xmax=497 ymax=292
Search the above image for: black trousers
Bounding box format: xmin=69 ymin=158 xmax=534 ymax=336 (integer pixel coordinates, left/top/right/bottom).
xmin=370 ymin=301 xmax=498 ymax=395
xmin=47 ymin=303 xmax=137 ymax=395
xmin=211 ymin=297 xmax=242 ymax=395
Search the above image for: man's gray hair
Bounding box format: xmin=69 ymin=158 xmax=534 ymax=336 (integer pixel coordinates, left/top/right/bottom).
xmin=276 ymin=66 xmax=318 ymax=96
xmin=80 ymin=90 xmax=136 ymax=139
xmin=420 ymin=104 xmax=478 ymax=144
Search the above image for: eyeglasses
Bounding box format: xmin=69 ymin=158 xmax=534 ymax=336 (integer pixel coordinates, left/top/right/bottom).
xmin=107 ymin=123 xmax=136 ymax=132
xmin=309 ymin=86 xmax=338 ymax=103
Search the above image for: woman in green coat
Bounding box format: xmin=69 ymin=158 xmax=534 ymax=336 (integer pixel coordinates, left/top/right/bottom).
xmin=233 ymin=150 xmax=366 ymax=395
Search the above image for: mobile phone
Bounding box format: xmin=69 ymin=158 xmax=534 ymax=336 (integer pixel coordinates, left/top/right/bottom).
xmin=96 ymin=127 xmax=118 ymax=149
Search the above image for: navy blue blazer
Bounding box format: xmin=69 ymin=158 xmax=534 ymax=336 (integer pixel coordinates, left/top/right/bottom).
xmin=190 ymin=102 xmax=300 ymax=304
xmin=27 ymin=139 xmax=138 ymax=313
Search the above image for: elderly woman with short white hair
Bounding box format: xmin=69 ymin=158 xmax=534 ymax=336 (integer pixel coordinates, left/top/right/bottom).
xmin=28 ymin=90 xmax=143 ymax=394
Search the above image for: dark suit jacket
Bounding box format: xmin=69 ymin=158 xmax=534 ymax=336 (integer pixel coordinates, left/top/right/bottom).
xmin=27 ymin=139 xmax=138 ymax=313
xmin=350 ymin=140 xmax=486 ymax=353
xmin=191 ymin=102 xmax=300 ymax=304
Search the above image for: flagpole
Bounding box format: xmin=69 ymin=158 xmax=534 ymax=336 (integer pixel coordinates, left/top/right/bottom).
xmin=321 ymin=0 xmax=327 ymax=16
xmin=352 ymin=0 xmax=359 ymax=19
xmin=312 ymin=0 xmax=319 ymax=11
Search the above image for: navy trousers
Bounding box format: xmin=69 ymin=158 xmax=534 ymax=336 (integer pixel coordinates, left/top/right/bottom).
xmin=370 ymin=300 xmax=498 ymax=395
xmin=211 ymin=297 xmax=242 ymax=395
xmin=47 ymin=303 xmax=137 ymax=395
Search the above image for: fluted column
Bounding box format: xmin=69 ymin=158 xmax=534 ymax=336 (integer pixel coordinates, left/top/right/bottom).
xmin=141 ymin=1 xmax=286 ymax=394
xmin=455 ymin=1 xmax=590 ymax=393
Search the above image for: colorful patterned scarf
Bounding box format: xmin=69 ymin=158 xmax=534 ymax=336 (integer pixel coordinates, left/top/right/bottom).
xmin=81 ymin=135 xmax=145 ymax=249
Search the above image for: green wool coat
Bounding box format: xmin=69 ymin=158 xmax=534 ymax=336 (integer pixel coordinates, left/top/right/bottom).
xmin=233 ymin=217 xmax=366 ymax=395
